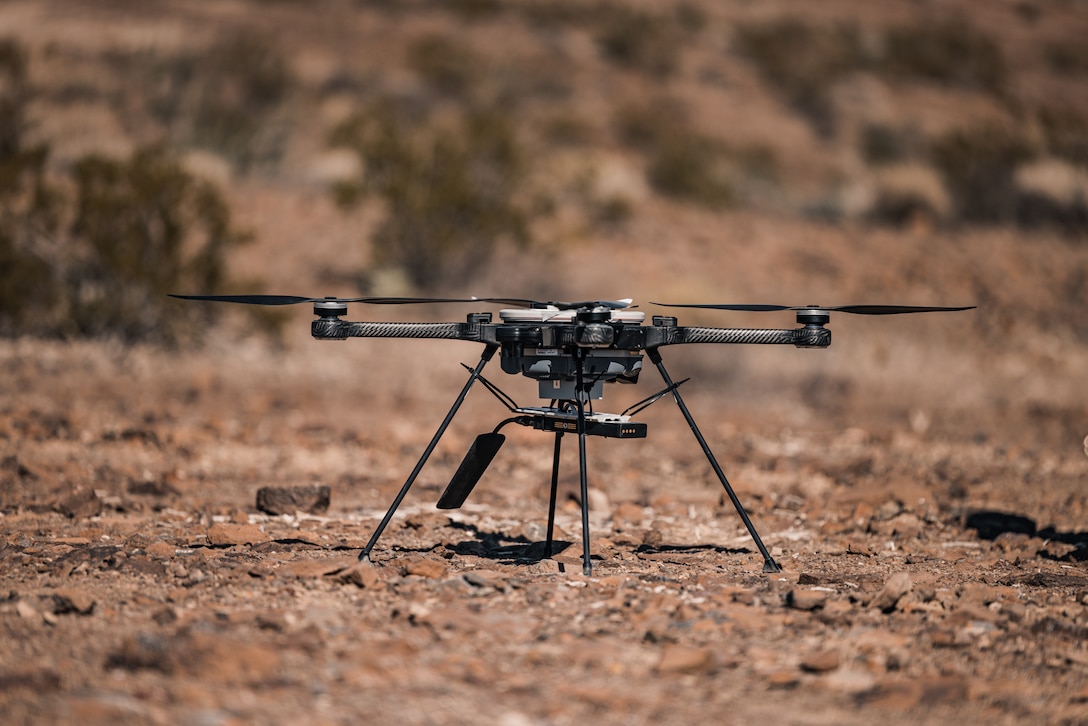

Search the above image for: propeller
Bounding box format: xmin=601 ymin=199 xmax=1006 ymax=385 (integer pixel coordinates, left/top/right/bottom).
xmin=650 ymin=302 xmax=975 ymax=315
xmin=170 ymin=294 xmax=634 ymax=310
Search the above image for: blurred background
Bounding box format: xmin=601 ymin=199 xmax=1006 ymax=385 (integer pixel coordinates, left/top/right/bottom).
xmin=1 ymin=0 xmax=1086 ymax=451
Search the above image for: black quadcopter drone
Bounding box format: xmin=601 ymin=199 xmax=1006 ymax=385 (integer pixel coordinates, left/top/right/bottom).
xmin=172 ymin=293 xmax=973 ymax=575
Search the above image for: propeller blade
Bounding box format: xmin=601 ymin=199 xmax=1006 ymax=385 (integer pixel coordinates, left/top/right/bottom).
xmin=171 ymin=294 xmax=635 ymax=310
xmin=168 ymin=294 xmax=371 ymax=306
xmin=651 ymin=302 xmax=975 ymax=315
xmin=822 ymin=305 xmax=976 ymax=315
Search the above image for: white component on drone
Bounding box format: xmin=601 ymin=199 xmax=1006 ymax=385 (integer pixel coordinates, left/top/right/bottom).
xmin=499 ymin=307 xmax=645 ymax=323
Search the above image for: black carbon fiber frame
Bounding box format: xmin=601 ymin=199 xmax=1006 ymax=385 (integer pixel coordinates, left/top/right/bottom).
xmin=657 ymin=326 xmax=830 ymax=348
xmin=312 ymin=320 xmax=471 ymax=341
xmin=311 ymin=318 xmax=832 ymax=349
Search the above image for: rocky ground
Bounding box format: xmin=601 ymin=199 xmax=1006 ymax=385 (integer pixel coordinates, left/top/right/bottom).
xmin=3 ymin=1 xmax=1088 ymax=724
xmin=2 ymin=263 xmax=1087 ymax=725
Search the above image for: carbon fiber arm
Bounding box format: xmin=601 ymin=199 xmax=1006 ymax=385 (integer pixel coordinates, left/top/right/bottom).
xmin=312 ymin=320 xmax=483 ymax=341
xmin=646 ymin=325 xmax=831 ymax=348
xmin=312 ymin=318 xmax=831 ymax=349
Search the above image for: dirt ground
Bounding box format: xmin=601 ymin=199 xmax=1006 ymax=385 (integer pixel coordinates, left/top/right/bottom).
xmin=3 ymin=1 xmax=1088 ymax=724
xmin=3 ymin=213 xmax=1088 ymax=726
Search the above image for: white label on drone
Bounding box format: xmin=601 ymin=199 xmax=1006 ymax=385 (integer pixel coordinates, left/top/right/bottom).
xmin=533 ymin=348 xmax=560 ymax=356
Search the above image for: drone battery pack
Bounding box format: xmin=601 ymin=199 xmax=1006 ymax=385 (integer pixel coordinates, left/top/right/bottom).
xmin=513 ymin=408 xmax=647 ymax=439
xmin=437 ymin=433 xmax=505 ymax=509
xmin=537 ymin=417 xmax=647 ymax=438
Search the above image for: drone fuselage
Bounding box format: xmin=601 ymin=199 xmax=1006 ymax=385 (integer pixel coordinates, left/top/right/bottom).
xmin=310 ymin=304 xmax=831 ymax=403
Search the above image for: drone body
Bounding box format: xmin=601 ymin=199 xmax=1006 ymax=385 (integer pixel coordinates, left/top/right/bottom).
xmin=310 ymin=302 xmax=831 ymax=396
xmin=172 ymin=293 xmax=972 ymax=575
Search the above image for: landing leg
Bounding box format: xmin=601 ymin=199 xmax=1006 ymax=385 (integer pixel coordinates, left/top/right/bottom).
xmin=359 ymin=344 xmax=499 ymax=562
xmin=647 ymin=348 xmax=781 ymax=573
xmin=574 ymin=352 xmax=593 ymax=576
xmin=545 ymin=431 xmax=563 ymax=557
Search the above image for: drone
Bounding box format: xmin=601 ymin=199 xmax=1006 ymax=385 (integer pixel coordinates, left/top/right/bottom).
xmin=172 ymin=293 xmax=973 ymax=575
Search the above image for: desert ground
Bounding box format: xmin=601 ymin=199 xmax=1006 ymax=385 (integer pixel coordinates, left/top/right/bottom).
xmin=2 ymin=1 xmax=1088 ymax=725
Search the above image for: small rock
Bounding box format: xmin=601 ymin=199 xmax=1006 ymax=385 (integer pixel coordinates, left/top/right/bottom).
xmin=206 ymin=522 xmax=269 ymax=546
xmin=869 ymin=572 xmax=912 ymax=613
xmin=463 ymin=570 xmax=505 ymax=589
xmin=656 ymin=644 xmax=714 ymax=674
xmin=57 ymin=488 xmax=102 ymax=519
xmin=788 ymin=589 xmax=828 ymax=611
xmin=586 ymin=487 xmax=610 ymax=513
xmin=1 ymin=454 xmax=38 ymax=480
xmin=337 ymin=561 xmax=383 ymax=589
xmin=817 ymin=599 xmax=855 ymax=622
xmin=641 ymin=526 xmax=664 ymax=548
xmin=15 ymin=598 xmax=41 ymax=621
xmin=612 ymin=501 xmax=644 ymax=526
xmin=859 ymin=675 xmax=970 ymax=709
xmin=766 ymin=668 xmax=800 ymax=688
xmin=53 ymin=536 xmax=91 ymax=546
xmin=152 ymin=607 xmax=178 ymax=625
xmin=872 ymin=500 xmax=903 ymax=522
xmin=256 ymin=485 xmax=330 ymax=515
xmin=930 ymin=628 xmax=974 ymax=648
xmin=800 ymin=650 xmax=840 ymax=673
xmin=957 ymin=582 xmax=998 ymax=606
xmin=52 ymin=588 xmax=95 ymax=615
xmin=403 ymin=556 xmax=448 ymax=579
xmin=145 ymin=541 xmax=177 ymax=559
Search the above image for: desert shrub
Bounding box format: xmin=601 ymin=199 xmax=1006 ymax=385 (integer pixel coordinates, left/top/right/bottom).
xmin=591 ymin=196 xmax=633 ymax=226
xmin=860 ymin=123 xmax=926 ymax=167
xmin=0 ymin=141 xmax=62 ymax=335
xmin=541 ymin=113 xmax=595 ymax=146
xmin=1043 ymin=39 xmax=1088 ymax=77
xmin=594 ymin=5 xmax=683 ymax=78
xmin=443 ymin=0 xmax=504 ymax=21
xmin=882 ymin=19 xmax=1007 ymax=95
xmin=329 ymin=101 xmax=532 ymax=290
xmin=191 ymin=34 xmax=292 ymax=160
xmin=0 ymin=40 xmax=65 ymax=335
xmin=407 ymin=34 xmax=482 ymax=99
xmin=65 ymin=147 xmax=253 ymax=342
xmin=0 ymin=39 xmax=29 ymax=159
xmin=930 ymin=124 xmax=1035 ymax=223
xmin=1013 ymin=159 xmax=1088 ymax=235
xmin=2 ymin=39 xmax=253 ymax=342
xmin=647 ymin=135 xmax=734 ymax=208
xmin=107 ymin=32 xmax=293 ymax=170
xmin=733 ymin=20 xmax=867 ymax=137
xmin=523 ymin=0 xmax=617 ymax=29
xmin=674 ymin=3 xmax=706 ymax=34
xmin=735 ymin=17 xmax=1008 ymax=136
xmin=514 ymin=2 xmax=689 ymax=77
xmin=1014 ymin=2 xmax=1043 ymax=24
xmin=613 ymin=98 xmax=676 ymax=149
xmin=1037 ymin=107 xmax=1088 ymax=167
xmin=613 ymin=99 xmax=753 ymax=209
xmin=867 ymin=164 xmax=951 ymax=228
